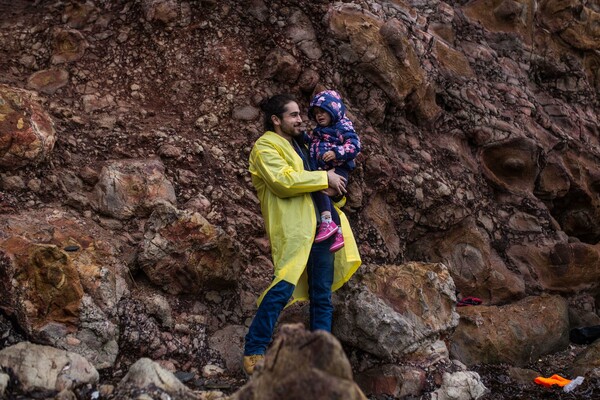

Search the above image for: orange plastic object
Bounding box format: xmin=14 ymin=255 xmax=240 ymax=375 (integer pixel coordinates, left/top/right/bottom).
xmin=534 ymin=374 xmax=572 ymax=388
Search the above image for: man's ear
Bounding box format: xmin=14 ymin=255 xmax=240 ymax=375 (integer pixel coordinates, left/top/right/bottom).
xmin=271 ymin=114 xmax=281 ymax=127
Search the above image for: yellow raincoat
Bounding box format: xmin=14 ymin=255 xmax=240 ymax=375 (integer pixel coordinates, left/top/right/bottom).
xmin=248 ymin=130 xmax=362 ymax=305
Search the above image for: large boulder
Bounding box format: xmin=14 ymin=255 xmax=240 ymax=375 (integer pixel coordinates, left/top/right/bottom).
xmin=333 ymin=262 xmax=459 ymax=361
xmin=0 ymin=209 xmax=129 ymax=369
xmin=0 ymin=342 xmax=98 ymax=393
xmin=92 ymin=158 xmax=176 ymax=220
xmin=449 ymin=294 xmax=569 ymax=366
xmin=408 ymin=218 xmax=526 ymax=305
xmin=137 ymin=204 xmax=241 ymax=294
xmin=0 ymin=84 xmax=56 ymax=169
xmin=231 ymin=324 xmax=367 ymax=400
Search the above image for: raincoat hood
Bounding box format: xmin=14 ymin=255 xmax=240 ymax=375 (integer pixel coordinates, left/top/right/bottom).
xmin=309 ymin=90 xmax=347 ymax=125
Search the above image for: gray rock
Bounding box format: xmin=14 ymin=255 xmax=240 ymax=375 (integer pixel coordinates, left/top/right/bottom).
xmin=430 ymin=371 xmax=488 ymax=400
xmin=232 ymin=105 xmax=259 ymax=121
xmin=334 ymin=263 xmax=458 ymax=362
xmin=0 ymin=372 xmax=9 ymax=398
xmin=0 ymin=342 xmax=98 ymax=393
xmin=209 ymin=325 xmax=246 ymax=372
xmin=116 ymin=358 xmax=193 ymax=396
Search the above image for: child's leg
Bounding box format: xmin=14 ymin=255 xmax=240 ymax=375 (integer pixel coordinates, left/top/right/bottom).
xmin=331 ymin=167 xmax=350 ymax=203
xmin=312 ymin=191 xmax=331 ymax=221
xmin=314 ymin=195 xmax=338 ymax=242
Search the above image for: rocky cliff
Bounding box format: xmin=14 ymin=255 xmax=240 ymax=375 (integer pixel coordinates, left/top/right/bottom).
xmin=1 ymin=0 xmax=600 ymax=399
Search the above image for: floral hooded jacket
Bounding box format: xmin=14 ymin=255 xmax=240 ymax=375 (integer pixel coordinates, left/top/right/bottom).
xmin=308 ymin=90 xmax=361 ymax=171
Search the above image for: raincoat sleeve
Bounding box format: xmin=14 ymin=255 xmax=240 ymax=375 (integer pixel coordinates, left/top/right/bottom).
xmin=251 ymin=140 xmax=328 ymax=198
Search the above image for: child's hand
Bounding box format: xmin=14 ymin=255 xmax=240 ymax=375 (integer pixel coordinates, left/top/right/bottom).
xmin=322 ymin=150 xmax=336 ymax=162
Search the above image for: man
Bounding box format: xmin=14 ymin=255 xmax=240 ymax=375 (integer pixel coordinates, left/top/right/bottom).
xmin=243 ymin=94 xmax=361 ymax=375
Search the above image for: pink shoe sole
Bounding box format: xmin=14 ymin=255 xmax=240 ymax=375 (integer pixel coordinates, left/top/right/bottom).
xmin=315 ymin=221 xmax=338 ymax=243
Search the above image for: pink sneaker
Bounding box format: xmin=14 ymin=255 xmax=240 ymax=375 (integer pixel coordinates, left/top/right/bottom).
xmin=329 ymin=231 xmax=345 ymax=252
xmin=315 ymin=220 xmax=338 ymax=243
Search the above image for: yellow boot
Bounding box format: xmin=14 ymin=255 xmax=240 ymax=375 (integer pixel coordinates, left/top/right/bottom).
xmin=242 ymin=354 xmax=264 ymax=376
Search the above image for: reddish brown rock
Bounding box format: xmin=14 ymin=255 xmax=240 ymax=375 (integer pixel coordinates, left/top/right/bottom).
xmin=27 ymin=69 xmax=69 ymax=95
xmin=231 ymin=324 xmax=367 ymax=400
xmin=449 ymin=295 xmax=569 ymax=366
xmin=137 ymin=204 xmax=241 ymax=295
xmin=260 ymin=48 xmax=302 ymax=84
xmin=355 ymin=365 xmax=426 ymax=399
xmin=326 ymin=5 xmax=424 ymax=105
xmin=92 ymin=158 xmax=176 ymax=220
xmin=0 ymin=85 xmax=56 ymax=170
xmin=408 ymin=219 xmax=526 ymax=305
xmin=0 ymin=209 xmax=128 ymax=368
xmin=462 ymin=0 xmax=536 ymax=43
xmin=479 ymin=137 xmax=541 ymax=195
xmin=50 ymin=29 xmax=88 ymax=64
xmin=508 ymin=241 xmax=600 ymax=294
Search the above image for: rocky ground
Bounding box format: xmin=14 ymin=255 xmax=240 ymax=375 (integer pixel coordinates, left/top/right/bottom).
xmin=2 ymin=0 xmax=600 ymax=399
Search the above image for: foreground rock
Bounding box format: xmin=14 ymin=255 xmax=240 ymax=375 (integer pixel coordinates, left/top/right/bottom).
xmin=0 ymin=208 xmax=129 ymax=369
xmin=334 ymin=262 xmax=459 ymax=361
xmin=431 ymin=371 xmax=488 ymax=400
xmin=114 ymin=357 xmax=195 ymax=399
xmin=0 ymin=342 xmax=98 ymax=397
xmin=231 ymin=323 xmax=367 ymax=400
xmin=450 ymin=294 xmax=569 ymax=365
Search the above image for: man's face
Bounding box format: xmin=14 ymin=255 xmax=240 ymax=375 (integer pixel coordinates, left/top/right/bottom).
xmin=274 ymin=101 xmax=303 ymax=138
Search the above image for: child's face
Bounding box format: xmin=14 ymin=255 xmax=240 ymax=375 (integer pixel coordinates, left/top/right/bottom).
xmin=313 ymin=107 xmax=332 ymax=127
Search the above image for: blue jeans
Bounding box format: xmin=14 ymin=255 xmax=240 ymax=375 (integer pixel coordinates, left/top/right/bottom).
xmin=244 ymin=237 xmax=335 ymax=355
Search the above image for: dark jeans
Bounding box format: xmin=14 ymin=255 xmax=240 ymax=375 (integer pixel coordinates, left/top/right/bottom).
xmin=311 ymin=166 xmax=350 ymax=225
xmin=244 ymin=236 xmax=335 ymax=355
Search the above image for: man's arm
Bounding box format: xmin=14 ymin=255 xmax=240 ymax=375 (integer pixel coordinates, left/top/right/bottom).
xmin=250 ymin=142 xmax=328 ymax=198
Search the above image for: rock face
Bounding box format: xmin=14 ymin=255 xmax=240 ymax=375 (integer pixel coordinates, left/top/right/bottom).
xmin=334 ymin=262 xmax=458 ymax=361
xmin=0 ymin=85 xmax=56 ymax=169
xmin=231 ymin=324 xmax=367 ymax=400
xmin=449 ymin=295 xmax=570 ymax=366
xmin=0 ymin=0 xmax=599 ymax=398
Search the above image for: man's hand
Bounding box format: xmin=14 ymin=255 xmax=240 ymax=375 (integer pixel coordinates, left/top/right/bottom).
xmin=322 ymin=150 xmax=336 ymax=162
xmin=326 ymin=169 xmax=347 ymax=196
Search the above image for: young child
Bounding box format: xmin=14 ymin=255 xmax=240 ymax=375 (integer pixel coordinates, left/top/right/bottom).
xmin=308 ymin=90 xmax=361 ymax=252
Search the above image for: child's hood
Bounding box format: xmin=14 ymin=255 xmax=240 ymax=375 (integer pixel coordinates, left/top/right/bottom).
xmin=309 ymin=90 xmax=347 ymax=124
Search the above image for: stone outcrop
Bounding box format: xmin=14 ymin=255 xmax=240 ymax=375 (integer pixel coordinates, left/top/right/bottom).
xmin=0 ymin=209 xmax=128 ymax=369
xmin=0 ymin=342 xmax=98 ymax=394
xmin=231 ymin=324 xmax=367 ymax=400
xmin=334 ymin=262 xmax=458 ymax=361
xmin=137 ymin=203 xmax=241 ymax=295
xmin=449 ymin=295 xmax=570 ymax=365
xmin=92 ymin=158 xmax=176 ymax=220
